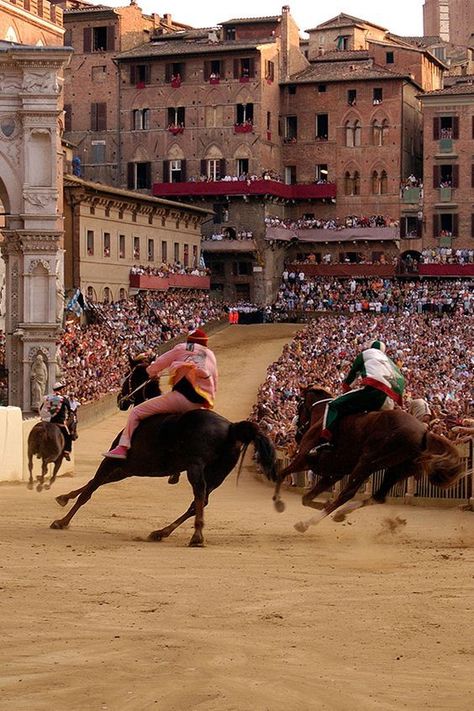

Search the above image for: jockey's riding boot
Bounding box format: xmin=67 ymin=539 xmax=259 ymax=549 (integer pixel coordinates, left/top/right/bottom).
xmin=63 ymin=452 xmax=71 ymax=461
xmin=309 ymin=441 xmax=334 ymax=456
xmin=168 ymin=473 xmax=180 ymax=485
xmin=102 ymin=445 xmax=128 ymax=460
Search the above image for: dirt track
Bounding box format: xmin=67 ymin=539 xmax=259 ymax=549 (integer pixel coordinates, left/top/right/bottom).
xmin=1 ymin=324 xmax=473 ymax=711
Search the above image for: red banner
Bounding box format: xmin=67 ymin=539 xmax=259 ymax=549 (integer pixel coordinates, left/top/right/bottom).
xmin=418 ymin=264 xmax=474 ymax=277
xmin=287 ymin=264 xmax=395 ymax=277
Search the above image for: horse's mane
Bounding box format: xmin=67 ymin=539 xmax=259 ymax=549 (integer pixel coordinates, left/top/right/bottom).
xmin=304 ymin=383 xmax=334 ymax=399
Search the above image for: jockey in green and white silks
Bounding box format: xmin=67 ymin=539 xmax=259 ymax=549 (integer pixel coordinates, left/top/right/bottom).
xmin=312 ymin=340 xmax=405 ymax=452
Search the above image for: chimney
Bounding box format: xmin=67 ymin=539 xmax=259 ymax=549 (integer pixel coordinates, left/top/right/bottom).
xmin=281 ymin=5 xmax=291 ymax=81
xmin=163 ymin=13 xmax=172 ymax=26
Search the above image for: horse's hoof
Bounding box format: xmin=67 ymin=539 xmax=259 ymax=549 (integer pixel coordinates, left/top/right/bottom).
xmin=50 ymin=520 xmax=67 ymax=529
xmin=56 ymin=495 xmax=68 ymax=507
xmin=294 ymin=521 xmax=308 ymax=534
xmin=147 ymin=530 xmax=164 ymax=542
xmin=36 ymin=484 xmax=43 ymax=493
xmin=333 ymin=512 xmax=346 ymax=523
xmin=188 ymin=537 xmax=204 ymax=547
xmin=27 ymin=482 xmax=34 ymax=491
xmin=274 ymin=499 xmax=285 ymax=513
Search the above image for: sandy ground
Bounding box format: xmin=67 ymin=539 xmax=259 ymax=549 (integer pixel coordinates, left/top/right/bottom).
xmin=1 ymin=324 xmax=474 ymax=711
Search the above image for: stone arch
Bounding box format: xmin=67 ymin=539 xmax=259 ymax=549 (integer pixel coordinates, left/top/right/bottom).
xmin=102 ymin=286 xmax=113 ymax=303
xmin=167 ymin=143 xmax=185 ymax=160
xmin=233 ymin=143 xmax=252 ymax=159
xmin=86 ymin=285 xmax=98 ymax=302
xmin=5 ymin=26 xmax=19 ymax=43
xmin=131 ymin=145 xmax=150 ymax=162
xmin=204 ymin=143 xmax=223 ymax=159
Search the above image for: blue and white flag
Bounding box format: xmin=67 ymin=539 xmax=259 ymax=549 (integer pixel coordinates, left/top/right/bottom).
xmin=66 ymin=288 xmax=84 ymax=317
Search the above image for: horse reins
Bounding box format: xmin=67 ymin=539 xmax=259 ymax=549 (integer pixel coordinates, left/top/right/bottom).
xmin=117 ymin=373 xmax=153 ymax=406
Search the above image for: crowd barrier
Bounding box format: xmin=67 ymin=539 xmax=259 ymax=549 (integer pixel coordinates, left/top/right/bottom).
xmin=275 ymin=439 xmax=474 ymax=506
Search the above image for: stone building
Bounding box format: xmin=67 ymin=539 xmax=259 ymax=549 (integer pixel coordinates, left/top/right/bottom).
xmin=63 ymin=174 xmax=209 ymax=301
xmin=0 ymin=0 xmax=71 ymax=410
xmin=418 ymin=82 xmax=474 ymax=259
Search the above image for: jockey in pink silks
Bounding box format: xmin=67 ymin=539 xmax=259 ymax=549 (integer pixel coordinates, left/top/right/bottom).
xmin=103 ymin=329 xmax=218 ymax=462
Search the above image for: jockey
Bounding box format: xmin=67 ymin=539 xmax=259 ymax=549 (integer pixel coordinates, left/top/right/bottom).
xmin=103 ymin=328 xmax=218 ymax=462
xmin=39 ymin=382 xmax=73 ymax=461
xmin=310 ymin=340 xmax=405 ymax=454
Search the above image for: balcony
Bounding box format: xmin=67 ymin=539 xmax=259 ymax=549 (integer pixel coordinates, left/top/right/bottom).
xmin=201 ymin=239 xmax=256 ymax=253
xmin=234 ymin=123 xmax=253 ymax=134
xmin=153 ymin=179 xmax=337 ymax=201
xmin=438 ymin=138 xmax=453 ymax=153
xmin=171 ymin=77 xmax=181 ymax=88
xmin=130 ymin=273 xmax=210 ymax=291
xmin=168 ymin=125 xmax=184 ymax=136
xmin=439 ymin=186 xmax=452 ymax=202
xmin=209 ymin=76 xmax=220 ymax=85
xmin=402 ymin=187 xmax=422 ymax=204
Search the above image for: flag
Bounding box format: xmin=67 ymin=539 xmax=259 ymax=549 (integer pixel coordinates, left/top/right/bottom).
xmin=66 ymin=288 xmax=83 ymax=317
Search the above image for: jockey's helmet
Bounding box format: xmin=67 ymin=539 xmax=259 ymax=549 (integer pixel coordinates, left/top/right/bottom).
xmin=187 ymin=328 xmax=208 ymax=346
xmin=370 ymin=340 xmax=386 ymax=353
xmin=53 ymin=381 xmax=66 ymax=391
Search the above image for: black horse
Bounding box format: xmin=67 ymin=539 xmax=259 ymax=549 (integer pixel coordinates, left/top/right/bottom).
xmin=117 ymin=354 xmax=161 ymax=410
xmin=52 ymin=386 xmax=278 ymax=547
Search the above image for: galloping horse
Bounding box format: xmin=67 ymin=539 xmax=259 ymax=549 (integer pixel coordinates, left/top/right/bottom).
xmin=27 ymin=422 xmax=66 ymax=491
xmin=51 ymin=377 xmax=278 ymax=546
xmin=273 ymin=385 xmax=463 ymax=531
xmin=117 ymin=354 xmax=161 ymax=410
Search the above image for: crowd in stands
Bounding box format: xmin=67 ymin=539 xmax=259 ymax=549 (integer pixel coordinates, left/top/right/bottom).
xmin=274 ymin=274 xmax=474 ymax=315
xmin=203 ymin=229 xmax=254 ymax=241
xmin=130 ymin=263 xmax=209 ymax=277
xmin=251 ymin=312 xmax=474 ymax=447
xmin=265 ymin=214 xmax=398 ymax=230
xmin=421 ymin=248 xmax=474 ymax=264
xmin=59 ymin=291 xmax=224 ymax=403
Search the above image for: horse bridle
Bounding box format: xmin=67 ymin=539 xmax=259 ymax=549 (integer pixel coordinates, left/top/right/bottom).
xmin=296 ymin=393 xmax=333 ymax=441
xmin=118 ymin=364 xmax=151 ymax=407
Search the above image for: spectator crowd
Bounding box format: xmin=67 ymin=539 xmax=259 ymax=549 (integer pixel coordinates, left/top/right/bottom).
xmin=251 ymin=312 xmax=474 ymax=448
xmin=265 ymin=214 xmax=398 ymax=230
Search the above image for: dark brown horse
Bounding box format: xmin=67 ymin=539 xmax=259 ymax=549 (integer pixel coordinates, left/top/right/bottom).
xmin=51 ymin=409 xmax=278 ymax=546
xmin=273 ymin=385 xmax=463 ymax=531
xmin=27 ymin=422 xmax=65 ymax=492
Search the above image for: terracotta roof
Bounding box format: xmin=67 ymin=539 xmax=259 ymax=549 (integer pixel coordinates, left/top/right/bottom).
xmin=64 ymin=5 xmax=115 ymax=15
xmin=421 ymin=83 xmax=474 ymax=97
xmin=116 ymin=37 xmax=274 ymax=60
xmin=396 ymin=35 xmax=444 ymax=47
xmin=220 ymin=16 xmax=280 ymax=25
xmin=306 ymin=12 xmax=386 ymax=34
xmin=311 ymin=50 xmax=370 ymax=63
xmin=286 ymin=59 xmax=410 ymax=85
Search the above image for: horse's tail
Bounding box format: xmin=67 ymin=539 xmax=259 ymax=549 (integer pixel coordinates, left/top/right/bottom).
xmin=417 ymin=431 xmax=463 ymax=489
xmin=230 ymin=420 xmax=278 ymax=483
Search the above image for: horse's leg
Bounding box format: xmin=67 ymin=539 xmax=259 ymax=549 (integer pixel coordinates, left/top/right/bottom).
xmin=301 ymin=471 xmax=341 ymax=510
xmin=37 ymin=459 xmax=49 ymax=492
xmin=50 ymin=465 xmax=130 ymax=529
xmin=148 ymin=500 xmax=203 ymax=541
xmin=332 ymin=466 xmax=406 ymax=522
xmin=27 ymin=452 xmax=34 ymax=490
xmin=273 ymin=450 xmax=310 ymax=512
xmin=45 ymin=455 xmax=64 ymax=490
xmin=295 ymin=461 xmax=369 ymax=532
xmin=56 ymin=484 xmax=88 ymax=507
xmin=187 ymin=466 xmax=207 ymax=547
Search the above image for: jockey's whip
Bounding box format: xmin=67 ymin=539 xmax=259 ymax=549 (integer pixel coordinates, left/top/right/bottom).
xmin=118 ymin=378 xmax=153 ymax=406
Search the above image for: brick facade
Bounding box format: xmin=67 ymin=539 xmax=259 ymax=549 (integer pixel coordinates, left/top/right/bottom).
xmin=0 ymin=0 xmax=63 ymax=45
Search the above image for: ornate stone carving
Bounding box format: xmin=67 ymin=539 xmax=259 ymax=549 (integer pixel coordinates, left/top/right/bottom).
xmin=29 ymin=351 xmax=48 ymax=411
xmin=22 ymin=70 xmax=60 ymax=94
xmin=0 ymin=73 xmax=22 ymax=92
xmin=0 ymin=114 xmax=18 ymax=139
xmin=28 ymin=258 xmax=51 ymax=273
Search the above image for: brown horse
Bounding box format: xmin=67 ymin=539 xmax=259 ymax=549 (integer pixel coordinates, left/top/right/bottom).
xmin=27 ymin=422 xmax=66 ymax=492
xmin=273 ymin=385 xmax=463 ymax=531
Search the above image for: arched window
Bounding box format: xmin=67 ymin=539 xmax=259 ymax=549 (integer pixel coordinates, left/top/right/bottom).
xmin=119 ymin=288 xmax=127 ymax=300
xmin=345 ymin=121 xmax=354 ymax=147
xmin=372 ymin=120 xmax=383 ymax=146
xmin=371 ymin=170 xmax=379 ymax=194
xmin=344 ymin=171 xmax=353 ymax=195
xmin=380 ymin=170 xmax=388 ymax=194
xmin=103 ymin=287 xmax=111 ymax=304
xmin=86 ymin=286 xmax=96 ymax=302
xmin=354 ymin=120 xmax=361 ymax=146
xmin=353 ymin=171 xmax=360 ymax=195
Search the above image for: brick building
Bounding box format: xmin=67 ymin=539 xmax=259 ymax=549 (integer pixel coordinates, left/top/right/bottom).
xmin=59 ymin=1 xmax=189 ymax=185
xmin=418 ymin=82 xmax=474 ymax=260
xmin=423 ymin=0 xmax=474 ymax=47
